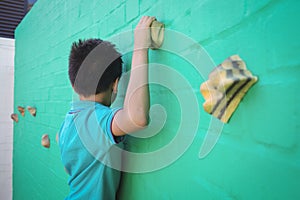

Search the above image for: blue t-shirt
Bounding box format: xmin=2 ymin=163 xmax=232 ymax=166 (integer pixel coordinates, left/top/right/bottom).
xmin=58 ymin=101 xmax=124 ymax=200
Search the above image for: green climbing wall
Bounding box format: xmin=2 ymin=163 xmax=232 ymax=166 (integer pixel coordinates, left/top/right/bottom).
xmin=14 ymin=0 xmax=300 ymax=199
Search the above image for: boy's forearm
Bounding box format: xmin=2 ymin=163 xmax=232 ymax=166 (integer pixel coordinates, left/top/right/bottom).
xmin=112 ymin=16 xmax=155 ymax=135
xmin=123 ymin=49 xmax=150 ymax=126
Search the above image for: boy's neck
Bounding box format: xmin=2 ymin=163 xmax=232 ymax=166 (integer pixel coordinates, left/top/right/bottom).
xmin=79 ymin=91 xmax=112 ymax=107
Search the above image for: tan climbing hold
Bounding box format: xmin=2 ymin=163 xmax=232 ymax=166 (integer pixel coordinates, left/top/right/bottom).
xmin=17 ymin=106 xmax=25 ymax=117
xmin=150 ymin=20 xmax=164 ymax=49
xmin=200 ymin=55 xmax=258 ymax=123
xmin=27 ymin=106 xmax=37 ymax=117
xmin=41 ymin=134 xmax=50 ymax=148
xmin=11 ymin=113 xmax=19 ymax=122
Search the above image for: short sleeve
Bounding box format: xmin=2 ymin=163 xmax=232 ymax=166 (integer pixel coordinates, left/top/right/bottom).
xmin=104 ymin=107 xmax=125 ymax=144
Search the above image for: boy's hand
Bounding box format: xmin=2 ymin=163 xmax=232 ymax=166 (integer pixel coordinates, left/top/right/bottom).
xmin=134 ymin=16 xmax=156 ymax=50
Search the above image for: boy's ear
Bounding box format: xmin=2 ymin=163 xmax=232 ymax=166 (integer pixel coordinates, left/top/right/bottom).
xmin=112 ymin=78 xmax=119 ymax=93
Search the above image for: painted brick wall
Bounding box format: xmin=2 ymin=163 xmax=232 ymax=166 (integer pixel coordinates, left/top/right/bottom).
xmin=14 ymin=0 xmax=300 ymax=199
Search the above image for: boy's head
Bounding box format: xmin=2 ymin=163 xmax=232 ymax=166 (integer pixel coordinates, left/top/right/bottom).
xmin=68 ymin=38 xmax=122 ymax=97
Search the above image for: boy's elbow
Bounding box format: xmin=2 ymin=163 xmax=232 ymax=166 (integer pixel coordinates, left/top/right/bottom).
xmin=135 ymin=116 xmax=149 ymax=128
xmin=131 ymin=111 xmax=149 ymax=128
xmin=125 ymin=107 xmax=149 ymax=129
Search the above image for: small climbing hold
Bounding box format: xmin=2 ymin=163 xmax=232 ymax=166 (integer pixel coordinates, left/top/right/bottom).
xmin=41 ymin=134 xmax=50 ymax=148
xmin=150 ymin=20 xmax=164 ymax=49
xmin=27 ymin=106 xmax=37 ymax=117
xmin=17 ymin=106 xmax=25 ymax=117
xmin=11 ymin=113 xmax=18 ymax=122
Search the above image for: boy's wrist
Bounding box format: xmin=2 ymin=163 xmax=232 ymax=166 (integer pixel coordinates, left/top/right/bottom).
xmin=133 ymin=46 xmax=149 ymax=53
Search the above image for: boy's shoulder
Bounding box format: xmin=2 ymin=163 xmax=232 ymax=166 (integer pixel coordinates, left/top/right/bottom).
xmin=72 ymin=101 xmax=120 ymax=124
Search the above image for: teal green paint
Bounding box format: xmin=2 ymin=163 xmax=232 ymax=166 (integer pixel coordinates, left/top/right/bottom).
xmin=14 ymin=0 xmax=300 ymax=199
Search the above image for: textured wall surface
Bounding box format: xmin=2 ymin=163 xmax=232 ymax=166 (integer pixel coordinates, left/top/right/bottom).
xmin=14 ymin=0 xmax=300 ymax=199
xmin=0 ymin=37 xmax=14 ymax=200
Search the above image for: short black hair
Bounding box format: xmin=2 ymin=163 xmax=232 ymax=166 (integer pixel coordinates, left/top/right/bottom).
xmin=68 ymin=38 xmax=122 ymax=96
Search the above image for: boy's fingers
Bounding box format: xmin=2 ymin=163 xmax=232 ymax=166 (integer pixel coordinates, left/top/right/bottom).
xmin=139 ymin=16 xmax=146 ymax=23
xmin=138 ymin=16 xmax=156 ymax=26
xmin=145 ymin=16 xmax=156 ymax=26
xmin=140 ymin=16 xmax=150 ymax=24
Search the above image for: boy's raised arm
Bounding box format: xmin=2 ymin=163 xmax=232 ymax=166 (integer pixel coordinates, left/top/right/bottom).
xmin=112 ymin=16 xmax=156 ymax=136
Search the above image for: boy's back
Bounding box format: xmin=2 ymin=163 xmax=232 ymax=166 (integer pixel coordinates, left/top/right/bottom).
xmin=59 ymin=101 xmax=123 ymax=199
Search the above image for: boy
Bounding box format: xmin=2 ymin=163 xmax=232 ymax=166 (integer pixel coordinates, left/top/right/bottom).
xmin=58 ymin=16 xmax=156 ymax=199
